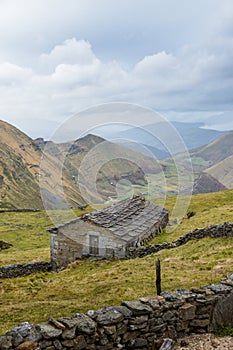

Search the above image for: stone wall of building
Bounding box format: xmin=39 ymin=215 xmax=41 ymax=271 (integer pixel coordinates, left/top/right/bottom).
xmin=50 ymin=211 xmax=169 ymax=270
xmin=126 ymin=222 xmax=233 ymax=259
xmin=50 ymin=219 xmax=126 ymax=271
xmin=131 ymin=212 xmax=169 ymax=248
xmin=0 ymin=261 xmax=52 ymax=278
xmin=1 ymin=274 xmax=233 ymax=350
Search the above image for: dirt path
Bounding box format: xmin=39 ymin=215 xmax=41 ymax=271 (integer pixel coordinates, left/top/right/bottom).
xmin=176 ymin=334 xmax=233 ymax=349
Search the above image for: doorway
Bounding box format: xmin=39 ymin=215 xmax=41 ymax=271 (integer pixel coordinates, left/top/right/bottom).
xmin=89 ymin=235 xmax=99 ymax=255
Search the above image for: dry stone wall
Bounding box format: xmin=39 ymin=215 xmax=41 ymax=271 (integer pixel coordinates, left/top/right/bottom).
xmin=0 ymin=262 xmax=52 ymax=278
xmin=1 ymin=274 xmax=233 ymax=350
xmin=126 ymin=222 xmax=233 ymax=259
xmin=0 ymin=209 xmax=39 ymax=213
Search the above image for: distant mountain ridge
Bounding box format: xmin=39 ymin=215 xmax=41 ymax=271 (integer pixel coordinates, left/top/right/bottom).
xmin=0 ymin=120 xmax=232 ymax=209
xmin=0 ymin=121 xmax=160 ymax=209
xmin=172 ymin=121 xmax=226 ymax=150
xmin=97 ymin=121 xmax=227 ymax=159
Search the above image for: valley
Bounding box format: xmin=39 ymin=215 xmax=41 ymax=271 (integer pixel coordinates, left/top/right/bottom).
xmin=0 ymin=120 xmax=233 ymax=211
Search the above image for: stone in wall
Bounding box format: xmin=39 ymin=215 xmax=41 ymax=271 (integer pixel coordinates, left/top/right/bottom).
xmin=210 ymin=292 xmax=233 ymax=330
xmin=1 ymin=274 xmax=233 ymax=350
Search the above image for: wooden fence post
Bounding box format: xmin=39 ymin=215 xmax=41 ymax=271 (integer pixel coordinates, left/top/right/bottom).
xmin=156 ymin=258 xmax=161 ymax=295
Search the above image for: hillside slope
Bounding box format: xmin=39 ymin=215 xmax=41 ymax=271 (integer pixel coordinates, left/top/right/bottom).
xmin=188 ymin=131 xmax=233 ymax=189
xmin=0 ymin=120 xmax=231 ymax=209
xmin=0 ymin=121 xmax=161 ymax=209
xmin=64 ymin=134 xmax=161 ymax=202
xmin=205 ymin=154 xmax=233 ymax=189
xmin=193 ymin=172 xmax=227 ymax=194
xmin=0 ymin=121 xmax=42 ymax=208
xmin=0 ymin=120 xmax=81 ymax=209
xmin=190 ymin=131 xmax=233 ymax=170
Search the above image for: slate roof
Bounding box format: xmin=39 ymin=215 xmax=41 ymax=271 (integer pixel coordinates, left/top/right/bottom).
xmin=49 ymin=195 xmax=169 ymax=243
xmin=81 ymin=195 xmax=169 ymax=242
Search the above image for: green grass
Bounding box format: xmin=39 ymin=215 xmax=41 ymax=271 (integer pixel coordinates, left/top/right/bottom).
xmin=191 ymin=156 xmax=210 ymax=167
xmin=0 ymin=190 xmax=233 ymax=335
xmin=0 ymin=211 xmax=51 ymax=265
xmin=150 ymin=189 xmax=233 ymax=242
xmin=0 ymin=208 xmax=90 ymax=265
xmin=214 ymin=325 xmax=233 ymax=337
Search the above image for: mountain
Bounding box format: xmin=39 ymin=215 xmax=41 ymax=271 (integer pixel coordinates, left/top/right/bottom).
xmin=0 ymin=121 xmax=74 ymax=209
xmin=96 ymin=121 xmax=226 ymax=159
xmin=0 ymin=120 xmax=232 ymax=210
xmin=59 ymin=134 xmax=162 ymax=204
xmin=190 ymin=131 xmax=233 ymax=169
xmin=189 ymin=131 xmax=233 ymax=190
xmin=172 ymin=121 xmax=226 ymax=150
xmin=0 ymin=121 xmax=161 ymax=209
xmin=0 ymin=121 xmax=43 ymax=208
xmin=192 ymin=173 xmax=227 ymax=194
xmin=205 ymin=155 xmax=233 ymax=189
xmin=115 ymin=140 xmax=170 ymax=159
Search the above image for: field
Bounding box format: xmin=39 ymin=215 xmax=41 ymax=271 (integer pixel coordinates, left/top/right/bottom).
xmin=0 ymin=190 xmax=233 ymax=335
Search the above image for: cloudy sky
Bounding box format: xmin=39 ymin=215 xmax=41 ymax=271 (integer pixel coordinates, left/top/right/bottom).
xmin=0 ymin=0 xmax=233 ymax=138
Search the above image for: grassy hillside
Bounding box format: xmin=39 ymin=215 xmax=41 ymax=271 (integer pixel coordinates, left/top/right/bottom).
xmin=0 ymin=121 xmax=43 ymax=208
xmin=206 ymin=154 xmax=233 ymax=189
xmin=164 ymin=131 xmax=233 ymax=193
xmin=0 ymin=121 xmax=161 ymax=209
xmin=0 ymin=189 xmax=233 ymax=334
xmin=188 ymin=131 xmax=233 ymax=190
xmin=190 ymin=130 xmax=233 ymax=170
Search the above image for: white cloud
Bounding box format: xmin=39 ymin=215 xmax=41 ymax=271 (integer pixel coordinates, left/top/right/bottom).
xmin=0 ymin=34 xmax=232 ymax=135
xmin=0 ymin=62 xmax=32 ymax=85
xmin=134 ymin=52 xmax=177 ymax=75
xmin=39 ymin=39 xmax=99 ymax=73
xmin=0 ymin=0 xmax=232 ymax=136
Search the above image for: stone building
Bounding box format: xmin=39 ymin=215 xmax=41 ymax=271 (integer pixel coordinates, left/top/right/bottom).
xmin=49 ymin=195 xmax=169 ymax=270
